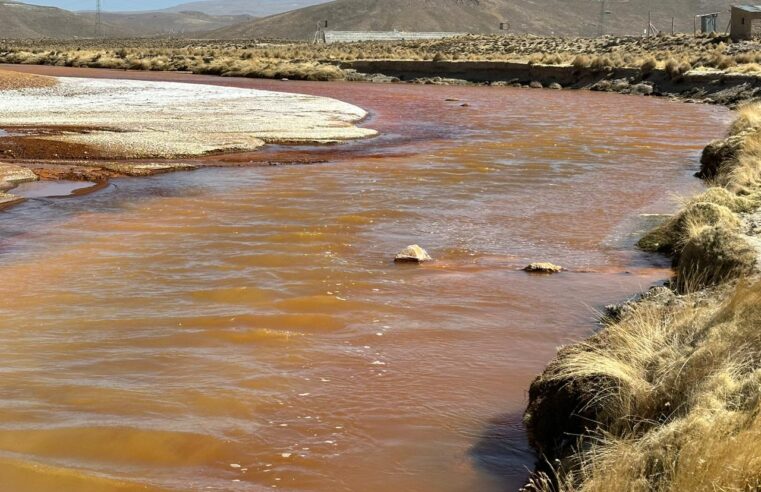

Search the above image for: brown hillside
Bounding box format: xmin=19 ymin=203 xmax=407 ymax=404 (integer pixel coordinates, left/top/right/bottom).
xmin=165 ymin=0 xmax=331 ymax=17
xmin=207 ymin=0 xmax=737 ymax=40
xmin=0 ymin=1 xmax=247 ymax=39
xmin=0 ymin=1 xmax=97 ymax=38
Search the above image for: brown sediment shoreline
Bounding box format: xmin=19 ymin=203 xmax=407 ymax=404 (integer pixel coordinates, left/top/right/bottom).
xmin=0 ymin=69 xmax=57 ymax=90
xmin=0 ymin=69 xmax=379 ymax=207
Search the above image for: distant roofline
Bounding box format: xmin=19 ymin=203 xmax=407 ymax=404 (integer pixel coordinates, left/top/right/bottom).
xmin=733 ymin=4 xmax=761 ymax=12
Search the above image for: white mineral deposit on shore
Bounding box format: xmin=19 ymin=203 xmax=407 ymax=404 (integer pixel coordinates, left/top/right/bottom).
xmin=0 ymin=78 xmax=377 ymax=158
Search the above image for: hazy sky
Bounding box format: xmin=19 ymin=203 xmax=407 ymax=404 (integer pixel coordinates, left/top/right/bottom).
xmin=24 ymin=1 xmax=183 ymax=11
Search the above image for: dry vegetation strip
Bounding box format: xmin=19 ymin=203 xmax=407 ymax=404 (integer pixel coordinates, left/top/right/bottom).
xmin=1 ymin=34 xmax=761 ymax=82
xmin=523 ymin=103 xmax=761 ymax=490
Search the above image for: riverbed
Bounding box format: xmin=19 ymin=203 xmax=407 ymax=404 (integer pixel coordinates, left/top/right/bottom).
xmin=0 ymin=67 xmax=730 ymax=491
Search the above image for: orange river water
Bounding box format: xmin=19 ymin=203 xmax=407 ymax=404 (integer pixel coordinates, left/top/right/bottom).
xmin=0 ymin=66 xmax=730 ymax=491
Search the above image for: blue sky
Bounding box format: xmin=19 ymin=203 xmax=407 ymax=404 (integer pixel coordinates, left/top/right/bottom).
xmin=25 ymin=1 xmax=183 ymax=11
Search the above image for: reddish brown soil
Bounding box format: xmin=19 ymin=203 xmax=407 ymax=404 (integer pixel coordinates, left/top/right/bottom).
xmin=0 ymin=70 xmax=56 ymax=90
xmin=0 ymin=136 xmax=101 ymax=161
xmin=31 ymin=165 xmax=121 ymax=182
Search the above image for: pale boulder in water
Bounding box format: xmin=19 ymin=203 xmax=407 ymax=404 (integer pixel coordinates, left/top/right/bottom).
xmin=0 ymin=162 xmax=37 ymax=190
xmin=394 ymin=245 xmax=433 ymax=263
xmin=524 ymin=262 xmax=564 ymax=273
xmin=0 ymin=162 xmax=38 ymax=206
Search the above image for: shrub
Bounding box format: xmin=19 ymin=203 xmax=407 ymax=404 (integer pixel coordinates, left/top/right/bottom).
xmin=638 ymin=201 xmax=741 ymax=255
xmin=527 ymin=280 xmax=761 ymax=491
xmin=676 ymin=225 xmax=756 ymax=292
xmin=639 ymin=57 xmax=657 ymax=74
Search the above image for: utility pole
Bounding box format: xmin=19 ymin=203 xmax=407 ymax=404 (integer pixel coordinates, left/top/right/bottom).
xmin=599 ymin=0 xmax=607 ymax=36
xmin=646 ymin=0 xmax=651 ymax=36
xmin=95 ymin=0 xmax=103 ymax=38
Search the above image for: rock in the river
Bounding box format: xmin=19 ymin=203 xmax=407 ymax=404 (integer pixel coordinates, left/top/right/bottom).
xmin=0 ymin=191 xmax=21 ymax=207
xmin=548 ymin=82 xmax=563 ymax=90
xmin=524 ymin=262 xmax=564 ymax=273
xmin=529 ymin=81 xmax=544 ymax=89
xmin=631 ymin=83 xmax=654 ymax=96
xmin=0 ymin=162 xmax=37 ymax=191
xmin=394 ymin=245 xmax=433 ymax=263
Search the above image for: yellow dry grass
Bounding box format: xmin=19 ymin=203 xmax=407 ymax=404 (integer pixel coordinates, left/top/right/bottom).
xmin=528 ymin=83 xmax=761 ymax=492
xmin=1 ymin=34 xmax=761 ymax=79
xmin=529 ymin=280 xmax=761 ymax=491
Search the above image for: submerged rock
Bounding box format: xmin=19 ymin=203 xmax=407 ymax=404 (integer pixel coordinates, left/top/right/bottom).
xmin=524 ymin=262 xmax=564 ymax=273
xmin=394 ymin=245 xmax=433 ymax=263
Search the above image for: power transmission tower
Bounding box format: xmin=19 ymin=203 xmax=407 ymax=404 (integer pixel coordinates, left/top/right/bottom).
xmin=598 ymin=0 xmax=607 ymax=36
xmin=95 ymin=0 xmax=103 ymax=38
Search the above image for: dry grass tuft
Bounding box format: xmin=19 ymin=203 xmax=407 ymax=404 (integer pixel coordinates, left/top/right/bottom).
xmin=684 ymin=187 xmax=761 ymax=213
xmin=675 ymin=224 xmax=756 ymax=292
xmin=527 ymin=280 xmax=761 ymax=491
xmin=637 ymin=201 xmax=741 ymax=255
xmin=729 ymin=102 xmax=761 ymax=136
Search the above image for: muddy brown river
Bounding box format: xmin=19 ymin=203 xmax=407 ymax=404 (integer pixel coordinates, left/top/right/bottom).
xmin=0 ymin=67 xmax=729 ymax=491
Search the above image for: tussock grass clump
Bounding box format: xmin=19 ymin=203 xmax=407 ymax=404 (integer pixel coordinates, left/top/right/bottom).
xmin=729 ymin=102 xmax=761 ymax=135
xmin=714 ymin=120 xmax=761 ymax=195
xmin=637 ymin=201 xmax=741 ymax=254
xmin=685 ymin=187 xmax=761 ymax=213
xmin=571 ymin=54 xmax=591 ymax=69
xmin=639 ymin=57 xmax=657 ymax=74
xmin=676 ymin=224 xmax=757 ymax=292
xmin=526 ymin=280 xmax=761 ymax=491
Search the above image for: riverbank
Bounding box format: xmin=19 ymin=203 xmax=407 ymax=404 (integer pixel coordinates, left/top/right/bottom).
xmin=522 ymin=102 xmax=761 ymax=490
xmin=0 ymin=69 xmax=375 ymax=205
xmin=2 ymin=35 xmax=761 ymax=105
xmin=0 ymin=74 xmax=718 ymax=492
xmin=0 ymin=54 xmax=756 ymax=483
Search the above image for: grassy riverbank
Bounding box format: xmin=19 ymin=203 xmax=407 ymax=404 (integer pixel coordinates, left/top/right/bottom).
xmin=523 ymin=103 xmax=761 ymax=491
xmin=2 ymin=35 xmax=761 ymax=105
xmin=2 ymin=34 xmax=761 ymax=79
xmin=2 ymin=34 xmax=761 ymax=69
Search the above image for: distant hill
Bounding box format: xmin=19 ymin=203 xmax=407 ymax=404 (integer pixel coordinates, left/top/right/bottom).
xmin=164 ymin=0 xmax=332 ymax=17
xmin=207 ymin=0 xmax=736 ymax=40
xmin=100 ymin=11 xmax=251 ymax=37
xmin=0 ymin=1 xmax=97 ymax=38
xmin=0 ymin=0 xmax=247 ymax=38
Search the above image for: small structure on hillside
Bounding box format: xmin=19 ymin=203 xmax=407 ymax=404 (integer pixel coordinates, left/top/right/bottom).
xmin=315 ymin=30 xmax=465 ymax=44
xmin=730 ymin=5 xmax=761 ymax=40
xmin=695 ymin=12 xmax=720 ymax=34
